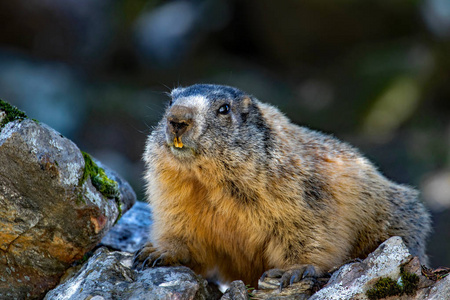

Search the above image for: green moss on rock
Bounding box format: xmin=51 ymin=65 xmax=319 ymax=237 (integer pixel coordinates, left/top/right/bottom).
xmin=366 ymin=267 xmax=419 ymax=300
xmin=0 ymin=100 xmax=28 ymax=128
xmin=114 ymin=199 xmax=123 ymax=225
xmin=400 ymin=266 xmax=419 ymax=295
xmin=366 ymin=277 xmax=401 ymax=299
xmin=76 ymin=190 xmax=87 ymax=205
xmin=80 ymin=151 xmax=120 ymax=199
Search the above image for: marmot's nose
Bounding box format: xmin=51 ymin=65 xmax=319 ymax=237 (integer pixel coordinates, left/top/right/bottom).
xmin=167 ymin=105 xmax=194 ymax=137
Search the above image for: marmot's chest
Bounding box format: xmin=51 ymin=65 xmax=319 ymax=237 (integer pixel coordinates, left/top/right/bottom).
xmin=173 ymin=185 xmax=263 ymax=246
xmin=180 ymin=193 xmax=267 ymax=282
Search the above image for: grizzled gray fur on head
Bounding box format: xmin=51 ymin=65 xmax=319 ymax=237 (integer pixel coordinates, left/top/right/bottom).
xmin=155 ymin=84 xmax=271 ymax=164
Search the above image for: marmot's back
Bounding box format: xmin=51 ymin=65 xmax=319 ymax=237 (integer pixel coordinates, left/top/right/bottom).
xmin=135 ymin=84 xmax=431 ymax=287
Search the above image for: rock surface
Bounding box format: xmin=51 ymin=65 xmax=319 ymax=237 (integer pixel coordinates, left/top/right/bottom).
xmin=220 ymin=280 xmax=248 ymax=300
xmin=254 ymin=277 xmax=316 ymax=300
xmin=308 ymin=236 xmax=449 ymax=300
xmin=100 ymin=201 xmax=151 ymax=253
xmin=44 ymin=247 xmax=222 ymax=300
xmin=254 ymin=236 xmax=450 ymax=299
xmin=0 ymin=117 xmax=136 ymax=299
xmin=310 ymin=236 xmax=412 ymax=300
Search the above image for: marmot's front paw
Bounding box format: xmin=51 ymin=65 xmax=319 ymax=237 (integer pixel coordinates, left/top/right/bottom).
xmin=132 ymin=243 xmax=183 ymax=271
xmin=260 ymin=264 xmax=317 ymax=291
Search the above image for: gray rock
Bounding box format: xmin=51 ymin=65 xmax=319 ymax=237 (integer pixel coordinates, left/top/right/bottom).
xmin=253 ymin=236 xmax=450 ymax=299
xmin=253 ymin=276 xmax=315 ymax=300
xmin=310 ymin=236 xmax=450 ymax=300
xmin=220 ymin=280 xmax=248 ymax=300
xmin=310 ymin=236 xmax=412 ymax=300
xmin=100 ymin=201 xmax=152 ymax=252
xmin=0 ymin=118 xmax=136 ymax=299
xmin=418 ymin=274 xmax=450 ymax=299
xmin=44 ymin=247 xmax=222 ymax=300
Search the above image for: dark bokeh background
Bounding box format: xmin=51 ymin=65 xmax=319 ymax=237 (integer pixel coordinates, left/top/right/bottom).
xmin=1 ymin=0 xmax=449 ymax=268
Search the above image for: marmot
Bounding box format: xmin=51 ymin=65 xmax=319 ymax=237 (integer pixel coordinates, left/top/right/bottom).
xmin=133 ymin=84 xmax=431 ymax=288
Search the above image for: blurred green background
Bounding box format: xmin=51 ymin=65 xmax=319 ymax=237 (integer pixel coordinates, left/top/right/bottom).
xmin=1 ymin=0 xmax=449 ymax=268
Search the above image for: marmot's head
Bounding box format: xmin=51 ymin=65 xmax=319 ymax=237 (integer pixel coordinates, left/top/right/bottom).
xmin=155 ymin=84 xmax=270 ymax=166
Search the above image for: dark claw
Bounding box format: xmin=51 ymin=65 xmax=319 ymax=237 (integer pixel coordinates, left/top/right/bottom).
xmin=132 ymin=255 xmax=143 ymax=270
xmin=302 ymin=265 xmax=316 ymax=278
xmin=132 ymin=250 xmax=141 ymax=265
xmin=260 ymin=272 xmax=268 ymax=282
xmin=261 ymin=265 xmax=318 ymax=291
xmin=279 ymin=269 xmax=304 ymax=291
xmin=132 ymin=243 xmax=157 ymax=270
xmin=152 ymin=257 xmax=162 ymax=267
xmin=142 ymin=256 xmax=152 ymax=270
xmin=134 ymin=247 xmax=144 ymax=258
xmin=260 ymin=268 xmax=284 ymax=282
xmin=289 ymin=269 xmax=302 ymax=285
xmin=279 ymin=272 xmax=291 ymax=291
xmin=132 ymin=258 xmax=139 ymax=269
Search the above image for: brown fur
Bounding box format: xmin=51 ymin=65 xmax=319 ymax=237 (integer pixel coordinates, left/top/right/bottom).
xmin=134 ymin=84 xmax=430 ymax=287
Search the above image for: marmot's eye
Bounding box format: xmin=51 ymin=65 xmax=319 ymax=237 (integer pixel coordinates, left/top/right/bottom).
xmin=169 ymin=99 xmax=173 ymax=106
xmin=218 ymin=104 xmax=230 ymax=115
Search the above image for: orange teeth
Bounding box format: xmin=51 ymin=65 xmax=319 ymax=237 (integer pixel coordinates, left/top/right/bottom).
xmin=174 ymin=137 xmax=183 ymax=148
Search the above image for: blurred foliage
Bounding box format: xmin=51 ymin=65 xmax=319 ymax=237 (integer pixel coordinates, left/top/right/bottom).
xmin=0 ymin=0 xmax=449 ymax=267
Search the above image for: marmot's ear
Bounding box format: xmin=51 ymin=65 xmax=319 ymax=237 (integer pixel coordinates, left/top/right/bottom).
xmin=241 ymin=96 xmax=252 ymax=114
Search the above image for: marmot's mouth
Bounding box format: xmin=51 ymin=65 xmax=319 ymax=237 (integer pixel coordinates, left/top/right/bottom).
xmin=174 ymin=136 xmax=183 ymax=148
xmin=166 ymin=134 xmax=196 ymax=157
xmin=169 ymin=144 xmax=195 ymax=158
